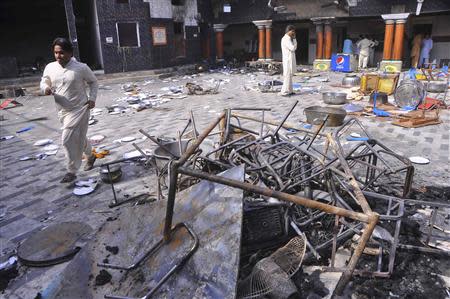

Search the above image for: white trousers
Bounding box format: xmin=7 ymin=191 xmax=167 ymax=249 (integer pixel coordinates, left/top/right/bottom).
xmin=359 ymin=54 xmax=368 ymax=69
xmin=281 ymin=73 xmax=293 ymax=95
xmin=59 ymin=105 xmax=92 ymax=174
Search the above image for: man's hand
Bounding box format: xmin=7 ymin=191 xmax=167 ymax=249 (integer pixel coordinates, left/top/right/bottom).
xmin=44 ymin=87 xmax=53 ymax=95
xmin=87 ymin=100 xmax=95 ymax=109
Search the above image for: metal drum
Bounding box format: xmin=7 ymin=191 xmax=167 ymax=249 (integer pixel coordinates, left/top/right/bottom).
xmin=394 ymin=80 xmax=426 ymax=108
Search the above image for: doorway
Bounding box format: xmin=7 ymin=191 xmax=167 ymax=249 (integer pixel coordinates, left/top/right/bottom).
xmin=72 ymin=0 xmax=103 ymax=69
xmin=173 ymin=22 xmax=186 ymax=58
xmin=413 ymin=24 xmax=432 ymax=36
xmin=295 ymin=28 xmax=309 ymax=64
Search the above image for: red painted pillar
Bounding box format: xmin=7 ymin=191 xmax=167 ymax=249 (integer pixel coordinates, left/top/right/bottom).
xmin=216 ymin=31 xmax=224 ymax=60
xmin=324 ymin=22 xmax=332 ymax=59
xmin=213 ymin=24 xmax=227 ymax=61
xmin=257 ymin=25 xmax=266 ymax=60
xmin=392 ymin=20 xmax=406 ymax=60
xmin=265 ymin=24 xmax=272 ymax=60
xmin=315 ymin=23 xmax=324 ymax=59
xmin=382 ymin=20 xmax=395 ymax=60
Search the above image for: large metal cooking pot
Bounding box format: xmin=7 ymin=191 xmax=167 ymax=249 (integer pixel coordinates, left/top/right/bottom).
xmin=304 ymin=106 xmax=347 ymax=127
xmin=342 ymin=75 xmax=361 ymax=87
xmin=322 ymin=92 xmax=347 ymax=105
xmin=424 ymin=81 xmax=447 ymax=93
xmin=394 ymin=80 xmax=426 ymax=108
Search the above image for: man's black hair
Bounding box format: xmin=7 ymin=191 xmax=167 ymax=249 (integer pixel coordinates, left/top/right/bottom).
xmin=285 ymin=25 xmax=296 ymax=33
xmin=52 ymin=37 xmax=73 ymax=52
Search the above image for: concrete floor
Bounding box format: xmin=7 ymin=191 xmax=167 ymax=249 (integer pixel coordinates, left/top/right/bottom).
xmin=1 ymin=68 xmax=449 ymax=298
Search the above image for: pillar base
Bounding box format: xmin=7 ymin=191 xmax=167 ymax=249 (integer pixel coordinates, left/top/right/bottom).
xmin=313 ymin=59 xmax=331 ymax=71
xmin=258 ymin=58 xmax=266 ymax=61
xmin=379 ymin=60 xmax=402 ymax=73
xmin=265 ymin=58 xmax=274 ymax=61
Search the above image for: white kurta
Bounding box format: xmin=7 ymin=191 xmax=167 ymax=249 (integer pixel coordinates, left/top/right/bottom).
xmin=281 ymin=34 xmax=297 ymax=95
xmin=40 ymin=57 xmax=98 ymax=173
xmin=357 ymin=38 xmax=375 ymax=68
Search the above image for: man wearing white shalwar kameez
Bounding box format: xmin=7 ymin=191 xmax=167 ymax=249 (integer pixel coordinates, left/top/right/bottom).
xmin=280 ymin=25 xmax=297 ymax=96
xmin=357 ymin=36 xmax=375 ymax=69
xmin=40 ymin=38 xmax=98 ymax=183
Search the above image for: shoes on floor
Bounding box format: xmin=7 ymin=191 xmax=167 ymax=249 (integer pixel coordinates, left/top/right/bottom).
xmin=60 ymin=172 xmax=77 ymax=183
xmin=84 ymin=154 xmax=97 ymax=171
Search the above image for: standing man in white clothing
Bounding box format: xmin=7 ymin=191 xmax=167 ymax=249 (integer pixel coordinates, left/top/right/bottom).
xmin=357 ymin=35 xmax=375 ymax=69
xmin=280 ymin=25 xmax=297 ymax=96
xmin=419 ymin=34 xmax=433 ymax=68
xmin=40 ymin=38 xmax=98 ymax=183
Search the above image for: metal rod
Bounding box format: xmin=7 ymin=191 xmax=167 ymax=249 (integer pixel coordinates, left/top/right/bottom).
xmin=103 ymin=223 xmax=199 ymax=299
xmin=229 ymin=124 xmax=260 ymax=135
xmin=426 ymin=208 xmax=438 ymax=245
xmin=230 ymin=112 xmax=327 ymax=137
xmin=231 ymin=107 xmax=272 ymax=111
xmin=163 ymin=112 xmax=225 ymax=241
xmin=100 ymin=156 xmax=142 ymax=167
xmin=178 ymin=112 xmax=225 ymax=166
xmin=190 ymin=110 xmax=198 ymax=139
xmin=362 ymin=191 xmax=450 ymax=209
xmin=273 ymin=100 xmax=298 ymax=137
xmin=331 ymin=215 xmax=339 ymax=267
xmin=327 ymin=133 xmax=372 ymax=213
xmin=132 ymin=142 xmax=148 ymax=158
xmin=307 ymin=114 xmax=329 ymax=150
xmin=107 ymin=164 xmax=117 ymax=205
xmin=333 ymin=212 xmax=379 ymax=295
xmin=138 ymin=129 xmax=178 ymax=158
xmin=205 ymin=134 xmax=252 ymax=157
xmin=177 ymin=166 xmax=372 ymax=223
xmin=177 ymin=130 xmax=183 ymax=156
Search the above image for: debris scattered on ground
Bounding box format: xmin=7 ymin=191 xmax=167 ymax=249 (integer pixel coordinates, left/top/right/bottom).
xmin=33 ymin=139 xmax=53 ymax=146
xmin=95 ymin=270 xmax=112 ymax=286
xmin=89 ymin=134 xmax=105 ymax=145
xmin=409 ymin=156 xmax=430 ymax=165
xmin=0 ymin=135 xmax=14 ymax=141
xmin=16 ymin=125 xmax=34 ymax=133
xmin=105 ymin=245 xmax=119 ymax=255
xmin=0 ymin=256 xmax=18 ymax=292
xmin=42 ymin=144 xmax=59 ymax=155
xmin=92 ymin=148 xmax=110 ymax=159
xmin=73 ymin=178 xmax=98 ymax=196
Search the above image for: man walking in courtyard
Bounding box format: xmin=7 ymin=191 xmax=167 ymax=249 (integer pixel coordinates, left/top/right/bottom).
xmin=280 ymin=25 xmax=297 ymax=96
xmin=40 ymin=38 xmax=98 ymax=183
